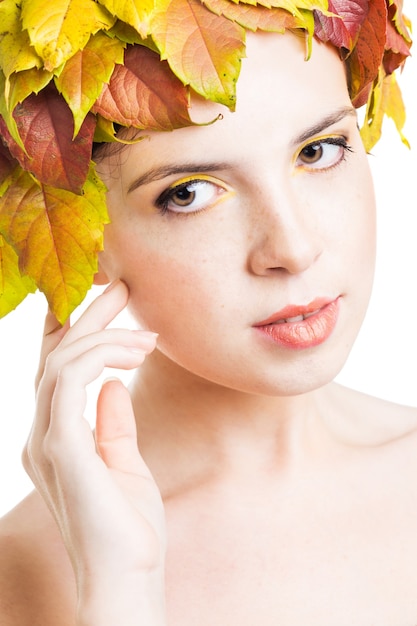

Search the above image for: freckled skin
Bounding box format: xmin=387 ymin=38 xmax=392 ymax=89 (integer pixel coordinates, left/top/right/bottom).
xmin=2 ymin=31 xmax=417 ymax=626
xmin=98 ymin=33 xmax=376 ymax=398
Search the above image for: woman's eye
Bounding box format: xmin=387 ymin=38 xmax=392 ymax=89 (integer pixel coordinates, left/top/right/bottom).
xmin=296 ymin=138 xmax=353 ymax=170
xmin=156 ymin=178 xmax=228 ymax=215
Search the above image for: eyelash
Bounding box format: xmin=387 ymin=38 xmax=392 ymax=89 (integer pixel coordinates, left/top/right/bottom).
xmin=296 ymin=136 xmax=354 ymax=171
xmin=155 ymin=178 xmax=226 ymax=216
xmin=154 ymin=136 xmax=354 ymax=216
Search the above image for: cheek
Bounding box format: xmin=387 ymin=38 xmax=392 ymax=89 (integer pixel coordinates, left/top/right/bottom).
xmin=105 ymin=225 xmax=233 ymax=337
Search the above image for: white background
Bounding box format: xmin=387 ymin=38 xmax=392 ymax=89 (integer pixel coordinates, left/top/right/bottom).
xmin=1 ymin=13 xmax=416 ymax=516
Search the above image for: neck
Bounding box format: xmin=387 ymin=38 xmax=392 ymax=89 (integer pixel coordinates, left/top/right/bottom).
xmin=129 ymin=350 xmax=335 ymax=496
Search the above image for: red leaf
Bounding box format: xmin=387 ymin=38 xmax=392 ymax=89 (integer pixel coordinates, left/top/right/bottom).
xmin=93 ymin=45 xmax=193 ymax=130
xmin=348 ymin=0 xmax=387 ymax=106
xmin=314 ymin=0 xmax=368 ymax=50
xmin=0 ymin=85 xmax=96 ymax=193
xmin=383 ymin=6 xmax=411 ymax=75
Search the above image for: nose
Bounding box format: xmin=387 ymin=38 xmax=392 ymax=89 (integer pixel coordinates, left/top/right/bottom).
xmin=247 ymin=180 xmax=324 ymax=276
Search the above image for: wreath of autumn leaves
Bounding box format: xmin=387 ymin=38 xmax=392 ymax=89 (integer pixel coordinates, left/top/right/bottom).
xmin=0 ymin=0 xmax=412 ymax=322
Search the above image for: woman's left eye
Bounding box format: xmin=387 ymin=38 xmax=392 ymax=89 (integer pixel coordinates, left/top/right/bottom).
xmin=155 ymin=178 xmax=228 ymax=215
xmin=296 ymin=137 xmax=353 ymax=171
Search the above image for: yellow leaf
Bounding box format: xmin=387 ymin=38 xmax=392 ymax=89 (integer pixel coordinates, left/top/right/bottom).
xmin=0 ymin=0 xmax=43 ymax=78
xmin=360 ymin=71 xmax=409 ymax=152
xmin=55 ymin=32 xmax=125 ymax=136
xmin=0 ymin=70 xmax=25 ymax=151
xmin=0 ymin=165 xmax=109 ymax=323
xmin=151 ymin=0 xmax=246 ymax=109
xmin=6 ymin=68 xmax=53 ymax=112
xmin=97 ymin=0 xmax=156 ymax=38
xmin=0 ymin=233 xmax=37 ymax=317
xmin=21 ymin=0 xmax=116 ymax=71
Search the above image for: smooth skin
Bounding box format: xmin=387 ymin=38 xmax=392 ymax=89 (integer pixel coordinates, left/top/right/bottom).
xmin=1 ymin=31 xmax=417 ymax=626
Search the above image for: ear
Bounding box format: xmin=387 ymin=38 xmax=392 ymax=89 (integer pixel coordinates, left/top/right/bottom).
xmin=94 ymin=257 xmax=110 ymax=286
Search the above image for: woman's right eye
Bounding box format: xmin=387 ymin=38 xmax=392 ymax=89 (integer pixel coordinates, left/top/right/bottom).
xmin=155 ymin=176 xmax=231 ymax=215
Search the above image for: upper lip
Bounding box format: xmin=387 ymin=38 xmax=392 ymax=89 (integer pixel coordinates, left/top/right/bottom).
xmin=254 ymin=297 xmax=336 ymax=326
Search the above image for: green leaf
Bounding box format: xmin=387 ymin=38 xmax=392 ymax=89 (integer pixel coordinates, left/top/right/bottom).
xmin=151 ymin=0 xmax=246 ymax=109
xmin=21 ymin=0 xmax=116 ymax=71
xmin=0 ymin=165 xmax=109 ymax=323
xmin=0 ymin=233 xmax=37 ymax=318
xmin=55 ymin=32 xmax=126 ymax=136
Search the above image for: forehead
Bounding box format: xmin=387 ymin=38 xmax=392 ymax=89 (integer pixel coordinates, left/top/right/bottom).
xmin=189 ymin=31 xmax=349 ymax=126
xmin=98 ymin=31 xmax=352 ymax=183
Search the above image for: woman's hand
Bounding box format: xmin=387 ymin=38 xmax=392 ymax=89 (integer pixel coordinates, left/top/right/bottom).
xmin=23 ymin=280 xmax=166 ymax=626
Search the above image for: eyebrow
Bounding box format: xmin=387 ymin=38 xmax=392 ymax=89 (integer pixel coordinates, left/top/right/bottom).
xmin=127 ymin=162 xmax=232 ymax=194
xmin=127 ymin=106 xmax=358 ymax=194
xmin=292 ymin=106 xmax=357 ymax=146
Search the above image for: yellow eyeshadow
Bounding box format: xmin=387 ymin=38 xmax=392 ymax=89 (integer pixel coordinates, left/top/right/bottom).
xmin=165 ymin=173 xmax=234 ymax=193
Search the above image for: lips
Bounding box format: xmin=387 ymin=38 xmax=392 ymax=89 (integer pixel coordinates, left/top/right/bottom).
xmin=254 ymin=297 xmax=340 ymax=349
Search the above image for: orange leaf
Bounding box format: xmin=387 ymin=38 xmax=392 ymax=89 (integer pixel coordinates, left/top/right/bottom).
xmin=0 ymin=166 xmax=109 ymax=323
xmin=0 ymin=85 xmax=96 ymax=193
xmin=93 ymin=44 xmax=193 ymax=130
xmin=151 ymin=0 xmax=245 ymax=109
xmin=201 ymin=0 xmax=300 ymax=32
xmin=55 ymin=32 xmax=126 ymax=136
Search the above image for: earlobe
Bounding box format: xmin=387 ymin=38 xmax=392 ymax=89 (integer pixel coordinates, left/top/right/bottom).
xmin=94 ymin=259 xmax=110 ymax=286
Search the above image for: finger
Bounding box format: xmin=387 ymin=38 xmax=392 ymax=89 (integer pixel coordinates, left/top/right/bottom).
xmin=58 ymin=280 xmax=130 ymax=348
xmin=35 ymin=309 xmax=70 ymax=391
xmin=49 ymin=343 xmax=149 ymax=442
xmin=34 ymin=328 xmax=157 ymax=433
xmin=96 ymin=379 xmax=154 ymax=478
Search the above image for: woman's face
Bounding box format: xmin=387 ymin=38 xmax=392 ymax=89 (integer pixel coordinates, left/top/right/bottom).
xmin=98 ymin=31 xmax=376 ymax=396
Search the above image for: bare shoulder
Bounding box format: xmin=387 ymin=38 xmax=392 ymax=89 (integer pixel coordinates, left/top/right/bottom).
xmin=0 ymin=491 xmax=76 ymax=626
xmin=328 ymin=382 xmax=417 ymax=450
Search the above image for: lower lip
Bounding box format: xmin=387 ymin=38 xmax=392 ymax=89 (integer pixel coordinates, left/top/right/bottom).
xmin=254 ymin=299 xmax=340 ymax=350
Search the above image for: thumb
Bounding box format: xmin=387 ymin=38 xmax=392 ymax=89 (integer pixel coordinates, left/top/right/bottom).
xmin=96 ymin=379 xmax=153 ymax=478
